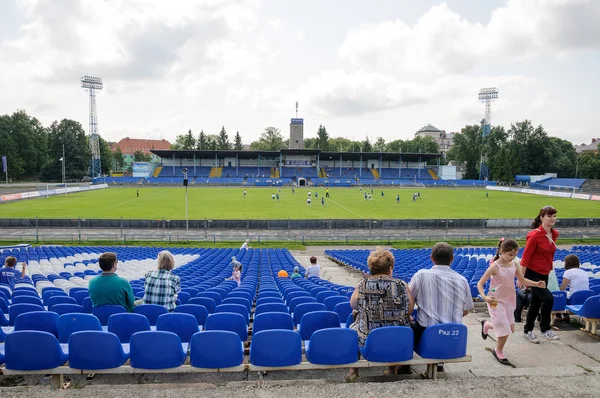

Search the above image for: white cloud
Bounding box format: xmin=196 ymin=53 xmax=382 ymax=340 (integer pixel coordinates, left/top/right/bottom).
xmin=296 ymin=30 xmax=305 ymax=41
xmin=338 ymin=0 xmax=600 ymax=74
xmin=267 ymin=18 xmax=284 ymax=31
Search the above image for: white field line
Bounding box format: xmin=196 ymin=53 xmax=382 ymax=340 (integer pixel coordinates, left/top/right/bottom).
xmin=327 ymin=198 xmax=365 ymax=219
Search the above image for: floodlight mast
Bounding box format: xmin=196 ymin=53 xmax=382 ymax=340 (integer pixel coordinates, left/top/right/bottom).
xmin=81 ymin=76 xmax=103 ymax=179
xmin=478 ymin=87 xmax=498 ymax=181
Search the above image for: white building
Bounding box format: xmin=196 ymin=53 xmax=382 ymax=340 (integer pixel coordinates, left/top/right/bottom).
xmin=414 ymin=124 xmax=454 ymax=155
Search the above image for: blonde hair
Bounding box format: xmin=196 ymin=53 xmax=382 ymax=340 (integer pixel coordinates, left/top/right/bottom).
xmin=367 ymin=247 xmax=394 ymax=275
xmin=157 ymin=250 xmax=175 ymax=271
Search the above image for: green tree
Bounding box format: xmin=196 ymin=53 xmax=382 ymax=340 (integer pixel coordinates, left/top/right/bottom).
xmin=361 ymin=136 xmax=372 ymax=152
xmin=329 ymin=137 xmax=354 ymax=152
xmin=316 ymin=125 xmax=330 ymax=151
xmin=171 ymin=129 xmax=196 ymax=150
xmin=133 ymin=150 xmax=152 ymax=162
xmin=42 ymin=119 xmax=90 ymax=181
xmin=217 ymin=126 xmax=232 ymax=150
xmin=234 ymin=131 xmax=243 ymax=150
xmin=304 ymin=137 xmax=317 ymax=149
xmin=250 ymin=127 xmax=287 ymax=151
xmin=99 ymin=137 xmax=113 ymax=175
xmin=205 ymin=134 xmax=218 ymax=150
xmin=113 ymin=147 xmax=125 ymax=171
xmin=0 ymin=114 xmax=24 ymax=181
xmin=373 ymin=137 xmax=386 ymax=152
xmin=577 ymin=150 xmax=600 ymax=179
xmin=446 ymin=125 xmax=482 ymax=180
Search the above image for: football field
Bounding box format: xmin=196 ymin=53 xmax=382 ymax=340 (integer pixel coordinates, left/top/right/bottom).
xmin=1 ymin=187 xmax=599 ymax=220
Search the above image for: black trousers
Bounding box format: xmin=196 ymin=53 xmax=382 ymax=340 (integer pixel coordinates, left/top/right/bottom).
xmin=523 ymin=268 xmax=554 ymax=334
xmin=412 ymin=322 xmax=427 ymax=350
xmin=514 ymin=289 xmax=531 ymax=321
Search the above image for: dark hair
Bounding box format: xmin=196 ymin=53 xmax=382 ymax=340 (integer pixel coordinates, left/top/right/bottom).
xmin=492 ymin=238 xmax=519 ymax=262
xmin=99 ymin=252 xmax=117 ymax=272
xmin=431 ymin=242 xmax=454 ymax=266
xmin=532 ymin=205 xmax=557 ymax=229
xmin=367 ymin=247 xmax=394 ymax=275
xmin=564 ymin=254 xmax=580 ymax=270
xmin=4 ymin=256 xmax=17 ymax=268
xmin=310 ymin=256 xmax=317 ymax=264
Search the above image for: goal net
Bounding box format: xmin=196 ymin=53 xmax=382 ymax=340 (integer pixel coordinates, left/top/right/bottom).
xmin=548 ymin=185 xmax=581 ymax=194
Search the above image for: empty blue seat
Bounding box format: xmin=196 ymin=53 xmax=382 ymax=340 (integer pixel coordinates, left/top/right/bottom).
xmin=177 ymin=291 xmax=191 ymax=304
xmin=82 ymin=297 xmax=93 ymax=313
xmin=551 ymin=291 xmax=567 ymax=312
xmin=5 ymin=331 xmax=68 ymax=370
xmin=47 ymin=296 xmax=78 ymax=311
xmin=298 ymin=311 xmax=340 ymax=341
xmin=42 ymin=290 xmax=68 ymax=306
xmin=92 ymin=305 xmax=128 ymax=326
xmin=293 ymin=302 xmax=327 ymax=326
xmin=58 ymin=313 xmax=103 ymax=344
xmin=197 ymin=292 xmax=222 ymax=306
xmin=9 ymin=303 xmax=45 ymax=326
xmin=256 ymin=297 xmax=284 ymax=307
xmin=130 ymin=331 xmax=187 ymax=369
xmin=416 ymin=323 xmax=468 ymax=360
xmin=174 ymin=304 xmax=209 ymax=327
xmin=205 ymin=312 xmax=248 ymax=342
xmin=255 ymin=303 xmax=289 ymax=316
xmin=227 ymin=291 xmax=253 ymax=303
xmin=360 ymin=326 xmax=414 ymax=362
xmin=134 ymin=304 xmax=168 ymax=326
xmin=0 ymin=310 xmax=8 ymax=328
xmin=569 ymin=290 xmax=595 ymax=305
xmin=156 ymin=313 xmax=199 ymax=343
xmin=289 ymin=296 xmax=318 ymax=314
xmin=14 ymin=311 xmax=59 ymax=337
xmin=333 ymin=302 xmax=352 ymax=326
xmin=188 ymin=297 xmax=216 ymax=314
xmin=11 ymin=295 xmax=43 ymax=306
xmin=323 ymin=296 xmax=349 ymax=311
xmin=250 ymin=330 xmax=302 ymax=367
xmin=215 ymin=304 xmax=249 ymax=324
xmin=68 ymin=331 xmax=130 ymax=369
xmin=73 ymin=291 xmax=89 ymax=306
xmin=0 ymin=298 xmax=8 ymax=314
xmin=316 ymin=291 xmax=339 ymax=303
xmin=190 ymin=331 xmax=244 ymax=369
xmin=566 ymin=295 xmax=600 ymax=318
xmin=253 ymin=312 xmax=294 ymax=334
xmin=68 ymin=287 xmax=88 ymax=298
xmin=107 ymin=313 xmax=151 ymax=343
xmin=222 ymin=297 xmax=252 ymax=313
xmin=306 ymin=328 xmax=358 ymax=365
xmin=12 ymin=290 xmax=39 ymax=298
xmin=52 ymin=304 xmax=86 ymax=316
xmin=591 ymin=286 xmax=600 ymax=295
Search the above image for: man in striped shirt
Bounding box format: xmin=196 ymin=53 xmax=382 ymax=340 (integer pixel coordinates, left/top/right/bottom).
xmin=409 ymin=242 xmax=473 ymax=350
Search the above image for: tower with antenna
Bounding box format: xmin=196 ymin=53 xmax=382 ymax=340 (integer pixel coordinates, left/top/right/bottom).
xmin=289 ymin=101 xmax=304 ymax=149
xmin=81 ymin=76 xmax=103 ymax=178
xmin=478 ymin=87 xmax=498 ymax=181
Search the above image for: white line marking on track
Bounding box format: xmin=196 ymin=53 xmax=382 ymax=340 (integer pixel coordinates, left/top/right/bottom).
xmin=327 ymin=198 xmax=365 ymax=219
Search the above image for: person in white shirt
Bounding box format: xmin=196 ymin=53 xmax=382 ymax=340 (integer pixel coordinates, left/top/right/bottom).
xmin=305 ymin=256 xmax=321 ymax=279
xmin=409 ymin=242 xmax=473 ymax=352
xmin=240 ymin=239 xmax=250 ymax=250
xmin=558 ymin=254 xmax=589 ymax=322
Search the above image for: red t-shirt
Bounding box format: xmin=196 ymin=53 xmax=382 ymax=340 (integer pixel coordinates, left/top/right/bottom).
xmin=520 ymin=226 xmax=559 ymax=275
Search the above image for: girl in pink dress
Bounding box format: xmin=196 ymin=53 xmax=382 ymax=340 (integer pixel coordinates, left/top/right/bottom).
xmin=477 ymin=239 xmax=546 ymax=365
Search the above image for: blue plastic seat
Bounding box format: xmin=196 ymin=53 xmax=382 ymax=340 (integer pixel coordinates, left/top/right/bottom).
xmin=156 ymin=313 xmax=199 ymax=343
xmin=333 ymin=302 xmax=352 ymax=326
xmin=215 ymin=304 xmax=249 ymax=325
xmin=591 ymin=286 xmax=600 ymax=295
xmin=566 ymin=295 xmax=600 ymax=318
xmin=306 ymin=328 xmax=358 ymax=365
xmin=359 ymin=326 xmax=414 ymax=362
xmin=255 ymin=303 xmax=289 ymax=316
xmin=293 ymin=302 xmax=327 ymax=326
xmin=92 ymin=305 xmax=128 ymax=326
xmin=47 ymin=296 xmax=78 ymax=311
xmin=68 ymin=287 xmax=88 ymax=298
xmin=289 ymin=296 xmax=317 ymax=314
xmin=14 ymin=311 xmax=59 ymax=338
xmin=197 ymin=292 xmax=222 ymax=306
xmin=174 ymin=304 xmax=208 ymax=327
xmin=134 ymin=304 xmax=168 ymax=326
xmin=285 ymin=291 xmax=311 ymax=304
xmin=569 ymin=290 xmax=595 ymax=305
xmin=316 ymin=291 xmax=339 ymax=303
xmin=5 ymin=331 xmax=68 ymax=370
xmin=11 ymin=296 xmax=43 ymax=306
xmin=205 ymin=312 xmax=248 ymax=342
xmin=73 ymin=291 xmax=90 ymax=306
xmin=68 ymin=331 xmax=130 ymax=369
xmin=222 ymin=297 xmax=252 ymax=313
xmin=52 ymin=304 xmax=86 ymax=316
xmin=130 ymin=331 xmax=187 ymax=369
xmin=253 ymin=312 xmax=294 ymax=334
xmin=107 ymin=313 xmax=151 ymax=343
xmin=82 ymin=297 xmax=93 ymax=313
xmin=250 ymin=330 xmax=302 ymax=367
xmin=256 ymin=297 xmax=284 ymax=307
xmin=0 ymin=309 xmax=8 ymax=327
xmin=58 ymin=313 xmax=103 ymax=343
xmin=416 ymin=323 xmax=468 ymax=359
xmin=551 ymin=291 xmax=567 ymax=312
xmin=42 ymin=290 xmax=68 ymax=306
xmin=12 ymin=289 xmax=39 ymax=298
xmin=298 ymin=311 xmax=340 ymax=341
xmin=0 ymin=298 xmax=9 ymax=315
xmin=324 ymin=296 xmax=349 ymax=311
xmin=188 ymin=297 xmax=216 ymax=314
xmin=190 ymin=331 xmax=244 ymax=369
xmin=227 ymin=291 xmax=253 ymax=303
xmin=9 ymin=303 xmax=45 ymax=326
xmin=177 ymin=291 xmax=191 ymax=304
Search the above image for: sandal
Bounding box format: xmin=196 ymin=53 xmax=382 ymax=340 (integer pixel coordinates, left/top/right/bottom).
xmin=491 ymin=349 xmax=511 ymax=366
xmin=344 ymin=373 xmax=359 ymax=383
xmin=480 ymin=320 xmax=488 ymax=340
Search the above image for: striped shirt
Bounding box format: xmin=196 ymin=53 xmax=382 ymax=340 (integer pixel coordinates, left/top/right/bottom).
xmin=409 ymin=265 xmax=473 ymax=327
xmin=142 ymin=270 xmax=181 ymax=311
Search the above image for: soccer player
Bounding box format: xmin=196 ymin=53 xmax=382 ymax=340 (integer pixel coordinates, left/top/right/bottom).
xmin=307 ymin=197 xmax=312 ymax=207
xmin=292 ymin=188 xmax=295 ymax=194
xmin=136 ymin=189 xmax=139 ymax=198
xmin=315 ymin=192 xmax=318 ymax=198
xmin=272 ymin=193 xmax=275 ymax=201
xmin=418 ymin=191 xmax=421 ymax=199
xmin=321 ymin=197 xmax=325 ymax=206
xmin=486 ymin=190 xmax=489 ymax=199
xmin=276 ymin=193 xmax=280 ymax=201
xmin=381 ymin=191 xmax=384 ymax=197
xmin=367 ymin=193 xmax=372 ymax=201
xmin=396 ymin=194 xmax=400 ymax=203
xmin=243 ymin=189 xmax=247 ymax=197
xmin=308 ymin=190 xmax=311 ymax=197
xmin=364 ymin=191 xmax=368 ymax=200
xmin=326 ymin=188 xmax=330 ymax=198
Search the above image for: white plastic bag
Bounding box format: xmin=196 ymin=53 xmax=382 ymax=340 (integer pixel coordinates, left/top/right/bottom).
xmin=547 ymin=268 xmax=559 ymax=292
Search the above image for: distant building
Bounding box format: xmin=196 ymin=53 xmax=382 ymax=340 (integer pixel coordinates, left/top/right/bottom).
xmin=575 ymin=138 xmax=599 ymax=154
xmin=289 ymin=119 xmax=304 ymax=149
xmin=111 ymin=137 xmax=172 ymax=169
xmin=414 ymin=124 xmax=454 ymax=155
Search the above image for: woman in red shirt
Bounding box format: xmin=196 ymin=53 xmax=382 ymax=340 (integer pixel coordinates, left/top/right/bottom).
xmin=520 ymin=206 xmax=560 ymax=343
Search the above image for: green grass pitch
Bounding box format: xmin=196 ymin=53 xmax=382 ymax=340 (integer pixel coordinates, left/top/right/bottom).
xmin=1 ymin=187 xmax=599 ymax=220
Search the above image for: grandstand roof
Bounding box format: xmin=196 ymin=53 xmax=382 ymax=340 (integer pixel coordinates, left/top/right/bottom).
xmin=151 ymin=150 xmax=440 ymax=162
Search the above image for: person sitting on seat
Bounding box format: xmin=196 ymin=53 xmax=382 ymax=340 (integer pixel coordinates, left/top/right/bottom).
xmin=305 ymin=256 xmax=321 ymax=279
xmin=142 ymin=251 xmax=181 ymax=311
xmin=345 ymin=248 xmax=414 ymax=382
xmin=0 ymin=256 xmax=27 ymax=290
xmin=290 ymin=266 xmax=302 ymax=279
xmin=557 ymin=254 xmax=589 ymax=322
xmin=89 ymin=252 xmax=135 ymax=312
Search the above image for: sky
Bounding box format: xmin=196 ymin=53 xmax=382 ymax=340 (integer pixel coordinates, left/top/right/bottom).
xmin=0 ymin=0 xmax=599 ymax=146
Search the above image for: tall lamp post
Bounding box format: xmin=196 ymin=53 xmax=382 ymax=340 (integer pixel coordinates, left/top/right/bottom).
xmin=59 ymin=143 xmax=66 ymax=186
xmin=183 ymin=167 xmax=189 ymax=231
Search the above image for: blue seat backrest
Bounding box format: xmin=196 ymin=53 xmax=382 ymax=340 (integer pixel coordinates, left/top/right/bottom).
xmin=82 ymin=297 xmax=93 ymax=313
xmin=580 ymin=295 xmax=600 ymax=318
xmin=250 ymin=330 xmax=302 ymax=367
xmin=156 ymin=313 xmax=199 ymax=343
xmin=316 ymin=291 xmax=338 ymax=303
xmin=253 ymin=312 xmax=294 ymax=334
xmin=360 ymin=326 xmax=413 ymax=362
xmin=205 ymin=312 xmax=248 ymax=342
xmin=14 ymin=311 xmax=59 ymax=337
xmin=68 ymin=331 xmax=129 ymax=370
xmin=255 ymin=303 xmax=289 ymax=316
xmin=42 ymin=290 xmax=68 ymax=306
xmin=333 ymin=302 xmax=352 ymax=323
xmin=190 ymin=330 xmax=244 ymax=369
xmin=293 ymin=302 xmax=327 ymax=326
xmin=73 ymin=291 xmax=90 ymax=306
xmin=551 ymin=291 xmax=567 ymax=311
xmin=417 ymin=323 xmax=468 ymax=360
xmin=12 ymin=296 xmax=43 ymax=306
xmin=52 ymin=304 xmax=86 ymax=316
xmin=5 ymin=331 xmax=68 ymax=371
xmin=174 ymin=304 xmax=209 ymax=327
xmin=107 ymin=313 xmax=151 ymax=343
xmin=198 ymin=292 xmax=222 ymax=306
xmin=130 ymin=331 xmax=187 ymax=369
xmin=188 ymin=297 xmax=216 ymax=314
xmin=47 ymin=296 xmax=78 ymax=311
xmin=134 ymin=304 xmax=168 ymax=326
xmin=298 ymin=311 xmax=340 ymax=341
xmin=215 ymin=304 xmax=249 ymax=324
xmin=9 ymin=303 xmax=45 ymax=326
xmin=569 ymin=290 xmax=595 ymax=305
xmin=324 ymin=296 xmax=349 ymax=311
xmin=177 ymin=292 xmax=191 ymax=304
xmin=306 ymin=328 xmax=358 ymax=365
xmin=222 ymin=297 xmax=252 ymax=313
xmin=58 ymin=313 xmax=103 ymax=343
xmin=256 ymin=297 xmax=284 ymax=307
xmin=289 ymin=296 xmax=318 ymax=314
xmin=92 ymin=305 xmax=128 ymax=326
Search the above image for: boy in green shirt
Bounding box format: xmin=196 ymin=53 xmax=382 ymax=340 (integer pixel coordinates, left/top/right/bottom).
xmin=290 ymin=266 xmax=302 ymax=279
xmin=88 ymin=252 xmax=135 ymax=312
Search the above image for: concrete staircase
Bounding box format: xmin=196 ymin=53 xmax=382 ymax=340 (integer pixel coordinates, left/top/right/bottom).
xmin=428 ymin=169 xmax=440 ymax=180
xmin=371 ymin=169 xmax=380 ymax=179
xmin=152 ymin=166 xmax=162 ymax=177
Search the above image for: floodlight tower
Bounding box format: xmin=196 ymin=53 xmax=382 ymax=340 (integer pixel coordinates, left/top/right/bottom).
xmin=81 ymin=76 xmax=103 ymax=178
xmin=478 ymin=87 xmax=498 ymax=181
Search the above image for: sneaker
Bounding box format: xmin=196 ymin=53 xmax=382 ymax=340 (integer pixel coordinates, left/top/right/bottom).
xmin=525 ymin=331 xmax=540 ymax=344
xmin=542 ymin=330 xmax=560 ymax=340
